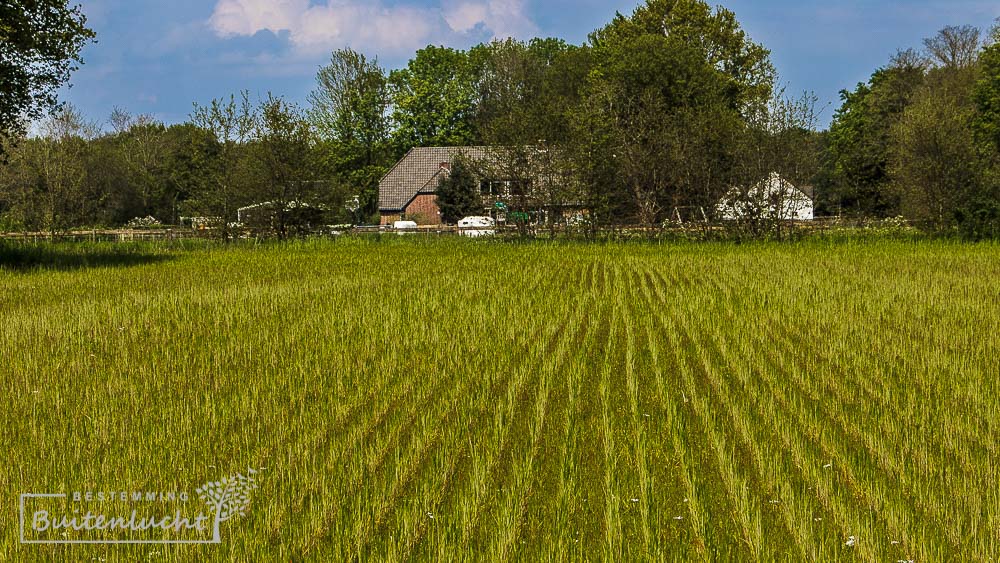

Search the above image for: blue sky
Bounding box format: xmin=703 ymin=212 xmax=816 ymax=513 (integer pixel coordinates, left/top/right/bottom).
xmin=63 ymin=0 xmax=1000 ymax=129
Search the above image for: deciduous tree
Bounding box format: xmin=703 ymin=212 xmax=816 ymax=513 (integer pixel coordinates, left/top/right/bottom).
xmin=0 ymin=0 xmax=95 ymax=155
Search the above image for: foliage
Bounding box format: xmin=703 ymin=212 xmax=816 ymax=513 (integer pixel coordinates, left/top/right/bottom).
xmin=566 ymin=2 xmax=794 ymax=230
xmin=890 ymin=69 xmax=982 ymax=229
xmin=974 ymin=23 xmax=1000 ymax=154
xmin=434 ymin=156 xmax=482 ymax=224
xmin=590 ymin=0 xmax=774 ymax=113
xmin=309 ymin=49 xmax=393 ymax=221
xmin=0 ymin=105 xmax=101 ymax=232
xmin=825 ymin=58 xmax=925 ymax=217
xmin=825 ymin=22 xmax=1000 ymax=238
xmin=186 ymin=92 xmax=257 ymax=239
xmin=390 ymin=46 xmax=480 ymax=150
xmin=0 ymin=0 xmax=95 ymax=155
xmin=246 ymin=95 xmax=334 ymax=238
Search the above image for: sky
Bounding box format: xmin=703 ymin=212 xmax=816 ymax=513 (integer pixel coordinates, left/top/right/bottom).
xmin=61 ymin=0 xmax=1000 ymax=130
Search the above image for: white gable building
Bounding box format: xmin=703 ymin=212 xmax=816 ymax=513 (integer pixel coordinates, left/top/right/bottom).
xmin=717 ymin=173 xmax=814 ymax=221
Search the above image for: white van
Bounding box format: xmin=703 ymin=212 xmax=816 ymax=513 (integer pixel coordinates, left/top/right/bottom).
xmin=458 ymin=216 xmax=496 ymax=237
xmin=393 ymin=220 xmax=419 ymax=234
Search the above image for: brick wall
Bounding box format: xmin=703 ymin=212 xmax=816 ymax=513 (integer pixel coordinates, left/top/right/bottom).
xmin=404 ymin=195 xmax=441 ymax=225
xmin=380 ymin=212 xmax=402 ymax=225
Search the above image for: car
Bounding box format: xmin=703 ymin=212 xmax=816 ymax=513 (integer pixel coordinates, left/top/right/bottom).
xmin=457 ymin=216 xmax=496 ymax=237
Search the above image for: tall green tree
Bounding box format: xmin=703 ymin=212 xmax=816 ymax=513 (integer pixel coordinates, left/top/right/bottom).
xmin=573 ymin=2 xmax=761 ymax=227
xmin=826 ymin=52 xmax=926 ymax=217
xmin=891 ymin=74 xmax=981 ymax=229
xmin=390 ymin=46 xmax=479 ymax=150
xmin=435 ymin=157 xmax=482 ymax=224
xmin=472 ymin=38 xmax=588 ymax=147
xmin=890 ymin=34 xmax=983 ymax=231
xmin=590 ymin=0 xmax=774 ymax=113
xmin=250 ymin=95 xmax=334 ymax=238
xmin=108 ymin=108 xmax=172 ymax=221
xmin=187 ymin=92 xmax=257 ymax=240
xmin=0 ymin=105 xmax=100 ymax=232
xmin=974 ymin=23 xmax=1000 ymax=155
xmin=308 ymin=49 xmax=392 ymax=223
xmin=0 ymin=0 xmax=95 ymax=155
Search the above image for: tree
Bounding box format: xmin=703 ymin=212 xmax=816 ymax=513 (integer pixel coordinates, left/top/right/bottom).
xmin=160 ymin=124 xmax=216 ymax=225
xmin=891 ymin=70 xmax=981 ymax=229
xmin=974 ymin=22 xmax=1000 ymax=154
xmin=565 ymin=86 xmax=624 ymax=233
xmin=0 ymin=0 xmax=95 ymax=155
xmin=435 ymin=157 xmax=482 ymax=224
xmin=249 ymin=95 xmax=333 ymax=238
xmin=108 ymin=108 xmax=171 ymax=221
xmin=727 ymin=89 xmax=823 ymax=238
xmin=826 ymin=53 xmax=926 ymax=217
xmin=2 ymin=105 xmax=100 ymax=233
xmin=551 ymin=0 xmax=778 ymax=231
xmin=308 ymin=49 xmax=392 ymax=222
xmin=924 ymin=25 xmax=981 ymax=70
xmin=590 ymin=0 xmax=774 ymax=113
xmin=309 ymin=49 xmax=389 ymax=149
xmin=390 ymin=46 xmax=479 ymax=150
xmin=187 ymin=92 xmax=257 ymax=240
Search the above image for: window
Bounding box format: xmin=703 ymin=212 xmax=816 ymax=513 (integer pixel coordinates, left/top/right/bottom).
xmin=480 ymin=179 xmax=532 ymax=198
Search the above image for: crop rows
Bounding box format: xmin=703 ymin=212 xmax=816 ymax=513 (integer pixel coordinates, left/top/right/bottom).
xmin=1 ymin=238 xmax=998 ymax=561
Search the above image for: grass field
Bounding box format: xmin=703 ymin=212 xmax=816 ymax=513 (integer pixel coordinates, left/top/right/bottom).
xmin=2 ymin=237 xmax=999 ymax=561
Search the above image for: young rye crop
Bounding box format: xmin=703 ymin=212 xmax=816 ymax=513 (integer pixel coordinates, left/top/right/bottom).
xmin=1 ymin=238 xmax=998 ymax=560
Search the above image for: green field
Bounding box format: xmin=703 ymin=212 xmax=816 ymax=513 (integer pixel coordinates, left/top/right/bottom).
xmin=3 ymin=238 xmax=999 ymax=561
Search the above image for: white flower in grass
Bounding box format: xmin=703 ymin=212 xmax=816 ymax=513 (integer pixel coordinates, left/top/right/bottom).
xmin=426 ymin=512 xmax=434 ymax=519
xmin=823 ymin=463 xmax=833 ymax=469
xmin=673 ymin=516 xmax=683 ymax=521
xmin=845 ymin=536 xmax=857 ymax=547
xmin=630 ymin=498 xmax=639 ymax=503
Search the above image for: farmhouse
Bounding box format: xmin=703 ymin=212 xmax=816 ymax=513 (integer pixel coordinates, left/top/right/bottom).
xmin=716 ymin=173 xmax=814 ymax=221
xmin=377 ymin=146 xmax=576 ymax=226
xmin=379 ymin=147 xmax=490 ymax=225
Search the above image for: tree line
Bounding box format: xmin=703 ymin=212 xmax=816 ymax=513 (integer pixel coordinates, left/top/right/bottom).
xmin=1 ymin=0 xmax=998 ymax=239
xmin=823 ymin=24 xmax=1000 ymax=239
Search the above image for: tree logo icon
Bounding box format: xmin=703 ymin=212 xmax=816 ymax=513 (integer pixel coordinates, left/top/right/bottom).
xmin=195 ymin=468 xmax=259 ymax=543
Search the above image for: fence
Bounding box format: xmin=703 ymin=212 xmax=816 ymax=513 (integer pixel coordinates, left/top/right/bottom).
xmin=0 ymin=229 xmax=213 ymax=243
xmin=0 ymin=218 xmax=918 ymax=244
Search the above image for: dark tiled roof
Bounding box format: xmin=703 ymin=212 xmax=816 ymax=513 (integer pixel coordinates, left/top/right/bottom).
xmin=379 ymin=147 xmax=490 ymax=211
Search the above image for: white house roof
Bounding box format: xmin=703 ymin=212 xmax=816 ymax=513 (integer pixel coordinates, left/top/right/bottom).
xmin=718 ymin=173 xmax=815 ymax=221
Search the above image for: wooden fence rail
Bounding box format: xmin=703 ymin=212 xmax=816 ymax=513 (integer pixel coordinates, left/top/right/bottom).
xmin=0 ymin=218 xmax=917 ymax=243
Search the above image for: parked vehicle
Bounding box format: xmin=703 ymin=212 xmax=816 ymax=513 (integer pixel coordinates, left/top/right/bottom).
xmin=393 ymin=221 xmax=419 ymax=235
xmin=458 ymin=216 xmax=496 ymax=238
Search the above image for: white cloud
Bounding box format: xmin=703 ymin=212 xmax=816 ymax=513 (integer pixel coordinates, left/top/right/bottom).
xmin=444 ymin=2 xmax=489 ymax=34
xmin=209 ymin=0 xmax=538 ymax=56
xmin=443 ymin=0 xmax=538 ymax=38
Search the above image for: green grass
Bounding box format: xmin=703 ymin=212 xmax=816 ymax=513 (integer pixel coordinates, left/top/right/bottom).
xmin=2 ymin=237 xmax=999 ymax=561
